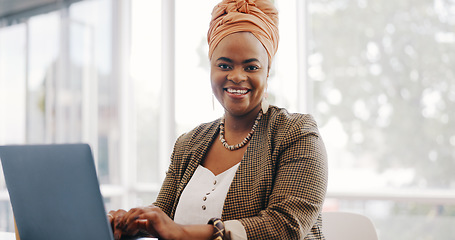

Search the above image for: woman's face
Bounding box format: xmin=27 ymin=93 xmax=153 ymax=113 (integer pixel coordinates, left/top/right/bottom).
xmin=210 ymin=32 xmax=269 ymax=118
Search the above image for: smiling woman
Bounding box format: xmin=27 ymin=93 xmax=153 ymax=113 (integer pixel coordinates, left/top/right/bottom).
xmin=108 ymin=0 xmax=328 ymax=239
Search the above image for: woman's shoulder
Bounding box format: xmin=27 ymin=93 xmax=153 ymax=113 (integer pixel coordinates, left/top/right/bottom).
xmin=174 ymin=118 xmax=220 ymax=146
xmin=267 ymin=106 xmax=319 ymax=132
xmin=265 ymin=106 xmax=324 ymax=154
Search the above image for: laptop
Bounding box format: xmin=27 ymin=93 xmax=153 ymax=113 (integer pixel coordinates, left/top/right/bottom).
xmin=0 ymin=144 xmax=154 ymax=240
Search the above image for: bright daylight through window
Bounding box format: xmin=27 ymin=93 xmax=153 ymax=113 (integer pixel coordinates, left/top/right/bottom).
xmin=310 ymin=0 xmax=455 ymax=239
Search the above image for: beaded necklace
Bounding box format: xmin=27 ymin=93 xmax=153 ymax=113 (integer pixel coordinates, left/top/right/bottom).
xmin=219 ymin=111 xmax=262 ymax=151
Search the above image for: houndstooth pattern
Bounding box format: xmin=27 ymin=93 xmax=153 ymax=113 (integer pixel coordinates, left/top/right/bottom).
xmin=155 ymin=106 xmax=328 ymax=239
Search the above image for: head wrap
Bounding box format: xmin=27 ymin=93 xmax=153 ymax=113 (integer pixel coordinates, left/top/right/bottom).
xmin=207 ymin=0 xmax=279 ymax=62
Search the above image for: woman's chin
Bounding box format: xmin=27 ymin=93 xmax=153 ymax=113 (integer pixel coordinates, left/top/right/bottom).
xmin=223 ymin=105 xmax=261 ymax=118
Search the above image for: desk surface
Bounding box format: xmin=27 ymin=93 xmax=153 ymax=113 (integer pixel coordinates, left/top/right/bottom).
xmin=0 ymin=232 xmax=156 ymax=240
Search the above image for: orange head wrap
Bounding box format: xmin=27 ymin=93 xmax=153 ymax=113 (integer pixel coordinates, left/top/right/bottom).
xmin=207 ymin=0 xmax=279 ymax=63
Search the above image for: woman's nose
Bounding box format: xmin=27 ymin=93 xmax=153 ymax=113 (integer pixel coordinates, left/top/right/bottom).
xmin=227 ymin=68 xmax=247 ymax=83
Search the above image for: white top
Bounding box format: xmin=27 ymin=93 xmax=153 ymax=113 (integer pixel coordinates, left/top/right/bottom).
xmin=173 ymin=163 xmax=247 ymax=239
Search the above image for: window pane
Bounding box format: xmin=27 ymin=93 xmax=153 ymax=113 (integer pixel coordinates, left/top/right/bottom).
xmin=309 ymin=0 xmax=455 ymax=191
xmin=131 ymin=0 xmax=162 ymax=184
xmin=309 ymin=0 xmax=455 ymax=239
xmin=272 ymin=0 xmax=300 ymax=112
xmin=27 ymin=12 xmax=59 ymax=143
xmin=0 ymin=24 xmax=26 ymax=145
xmin=70 ymin=0 xmax=119 ymax=185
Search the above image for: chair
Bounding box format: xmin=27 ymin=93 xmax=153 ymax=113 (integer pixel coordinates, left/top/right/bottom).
xmin=321 ymin=211 xmax=379 ymax=240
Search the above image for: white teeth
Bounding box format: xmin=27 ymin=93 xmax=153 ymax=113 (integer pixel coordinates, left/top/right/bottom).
xmin=227 ymin=88 xmax=248 ymax=95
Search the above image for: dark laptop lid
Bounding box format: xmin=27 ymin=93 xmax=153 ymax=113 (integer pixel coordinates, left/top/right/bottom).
xmin=0 ymin=144 xmax=114 ymax=240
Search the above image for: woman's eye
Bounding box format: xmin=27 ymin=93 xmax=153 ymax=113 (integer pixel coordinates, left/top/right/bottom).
xmin=218 ymin=64 xmax=230 ymax=70
xmin=246 ymin=66 xmax=259 ymax=71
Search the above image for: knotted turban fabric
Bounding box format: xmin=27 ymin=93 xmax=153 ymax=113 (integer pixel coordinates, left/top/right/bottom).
xmin=207 ymin=0 xmax=279 ymax=63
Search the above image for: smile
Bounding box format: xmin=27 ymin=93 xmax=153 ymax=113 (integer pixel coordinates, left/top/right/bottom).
xmin=224 ymin=88 xmax=250 ymax=95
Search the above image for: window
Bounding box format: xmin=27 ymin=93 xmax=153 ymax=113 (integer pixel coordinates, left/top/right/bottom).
xmin=309 ymin=0 xmax=455 ymax=239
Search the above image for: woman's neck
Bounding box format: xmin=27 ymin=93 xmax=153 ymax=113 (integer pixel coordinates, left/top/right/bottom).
xmin=223 ymin=107 xmax=262 ymax=134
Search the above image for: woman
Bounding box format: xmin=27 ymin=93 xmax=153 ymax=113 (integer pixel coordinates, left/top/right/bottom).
xmin=109 ymin=0 xmax=328 ymax=239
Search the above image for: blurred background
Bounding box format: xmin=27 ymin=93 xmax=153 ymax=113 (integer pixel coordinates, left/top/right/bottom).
xmin=0 ymin=0 xmax=454 ymax=239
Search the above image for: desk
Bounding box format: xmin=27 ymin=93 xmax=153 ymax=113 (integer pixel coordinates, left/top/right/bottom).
xmin=0 ymin=232 xmax=156 ymax=240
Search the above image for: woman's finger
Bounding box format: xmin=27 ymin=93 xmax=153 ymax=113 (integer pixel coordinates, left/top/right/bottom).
xmin=113 ymin=229 xmax=123 ymax=240
xmin=108 ymin=209 xmax=127 ymax=238
xmin=121 ymin=207 xmax=152 ymax=235
xmin=135 ymin=208 xmax=185 ymax=239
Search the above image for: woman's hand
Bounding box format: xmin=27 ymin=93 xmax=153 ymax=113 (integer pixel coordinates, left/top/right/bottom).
xmin=109 ymin=205 xmax=214 ymax=240
xmin=111 ymin=205 xmax=186 ymax=240
xmin=108 ymin=209 xmax=135 ymax=240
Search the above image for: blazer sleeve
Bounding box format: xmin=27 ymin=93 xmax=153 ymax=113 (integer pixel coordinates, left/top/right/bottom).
xmin=153 ymin=133 xmax=186 ymax=216
xmin=239 ymin=114 xmax=328 ymax=239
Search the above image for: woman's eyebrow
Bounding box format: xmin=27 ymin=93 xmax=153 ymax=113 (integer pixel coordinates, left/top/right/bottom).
xmin=242 ymin=58 xmax=260 ymax=64
xmin=216 ymin=57 xmax=232 ymax=62
xmin=216 ymin=57 xmax=260 ymax=64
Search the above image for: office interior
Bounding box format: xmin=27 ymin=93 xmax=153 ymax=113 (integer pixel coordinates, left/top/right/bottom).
xmin=0 ymin=0 xmax=454 ymax=239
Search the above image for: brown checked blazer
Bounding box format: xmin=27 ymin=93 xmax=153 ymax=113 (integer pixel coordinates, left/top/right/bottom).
xmin=155 ymin=106 xmax=328 ymax=239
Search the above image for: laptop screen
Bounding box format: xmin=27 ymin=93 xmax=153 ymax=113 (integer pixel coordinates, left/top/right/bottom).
xmin=0 ymin=144 xmax=114 ymax=240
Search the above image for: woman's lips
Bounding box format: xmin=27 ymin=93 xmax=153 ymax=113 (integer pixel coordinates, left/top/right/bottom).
xmin=224 ymin=88 xmax=251 ymax=96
